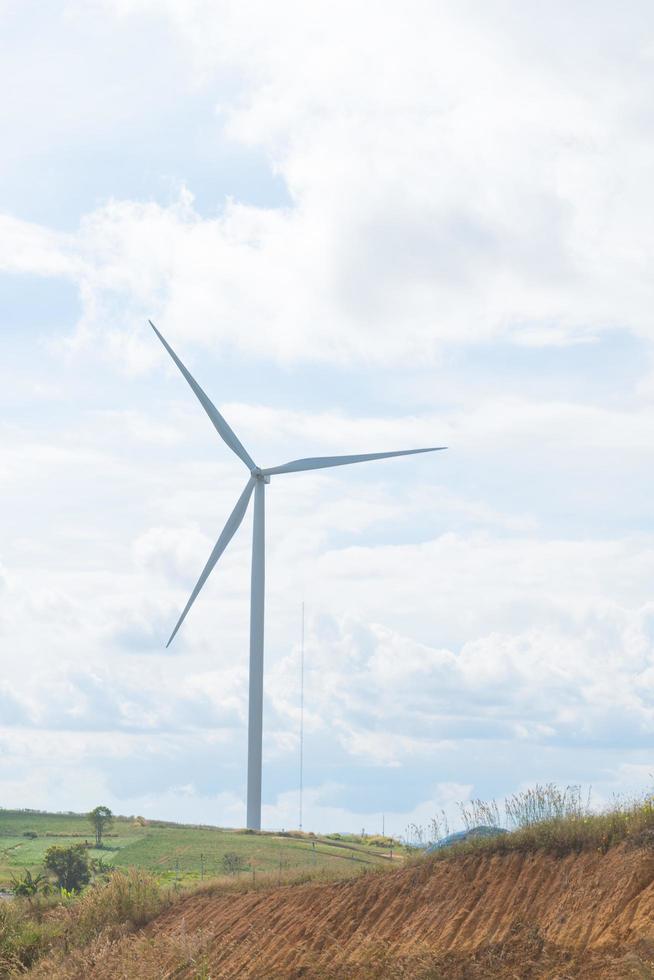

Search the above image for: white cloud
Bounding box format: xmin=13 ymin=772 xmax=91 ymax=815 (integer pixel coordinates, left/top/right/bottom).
xmin=0 ymin=214 xmax=77 ymax=278
xmin=292 ymin=606 xmax=654 ymax=751
xmin=4 ymin=2 xmax=654 ymax=365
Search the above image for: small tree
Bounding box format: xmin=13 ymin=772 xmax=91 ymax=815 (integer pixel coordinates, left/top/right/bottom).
xmin=88 ymin=805 xmax=113 ymax=847
xmin=44 ymin=844 xmax=90 ymax=892
xmin=222 ymin=851 xmax=247 ymax=876
xmin=10 ymin=869 xmax=48 ymax=899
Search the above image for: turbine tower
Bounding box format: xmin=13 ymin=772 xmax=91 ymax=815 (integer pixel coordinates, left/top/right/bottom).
xmin=149 ymin=321 xmax=446 ymax=830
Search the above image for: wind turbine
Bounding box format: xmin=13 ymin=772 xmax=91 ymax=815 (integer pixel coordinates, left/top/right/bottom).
xmin=149 ymin=321 xmax=446 ymax=830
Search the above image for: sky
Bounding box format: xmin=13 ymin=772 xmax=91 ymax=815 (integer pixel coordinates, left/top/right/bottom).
xmin=1 ymin=0 xmax=654 ymax=836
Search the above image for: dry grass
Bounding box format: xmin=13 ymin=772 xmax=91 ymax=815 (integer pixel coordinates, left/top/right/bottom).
xmin=187 ymin=860 xmax=387 ymax=899
xmin=23 ymin=928 xmax=215 ymax=980
xmin=1 ymin=860 xmax=379 ymax=978
xmin=424 ymin=787 xmax=654 ymax=861
xmin=0 ymin=868 xmax=169 ymax=977
xmin=24 ymin=932 xmax=654 ymax=979
xmin=0 ymin=892 xmax=67 ymax=975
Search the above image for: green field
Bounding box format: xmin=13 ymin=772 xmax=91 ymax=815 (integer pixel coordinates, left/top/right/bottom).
xmin=0 ymin=809 xmax=400 ymax=889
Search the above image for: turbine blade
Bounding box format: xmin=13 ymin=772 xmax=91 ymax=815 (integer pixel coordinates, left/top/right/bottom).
xmin=166 ymin=477 xmax=256 ymax=647
xmin=261 ymin=446 xmax=446 ymax=476
xmin=149 ymin=321 xmax=256 ymax=471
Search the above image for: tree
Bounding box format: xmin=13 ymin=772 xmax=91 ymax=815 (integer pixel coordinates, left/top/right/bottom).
xmin=88 ymin=805 xmax=113 ymax=847
xmin=44 ymin=844 xmax=90 ymax=892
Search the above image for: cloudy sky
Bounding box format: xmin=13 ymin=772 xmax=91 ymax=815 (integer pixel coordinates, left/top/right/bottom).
xmin=2 ymin=0 xmax=654 ymax=835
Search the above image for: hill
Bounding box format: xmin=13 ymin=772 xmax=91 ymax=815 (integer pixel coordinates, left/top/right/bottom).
xmin=24 ymin=840 xmax=654 ymax=978
xmin=0 ymin=809 xmax=397 ymax=889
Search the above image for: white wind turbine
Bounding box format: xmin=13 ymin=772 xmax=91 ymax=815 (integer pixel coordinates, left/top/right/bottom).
xmin=149 ymin=321 xmax=446 ymax=830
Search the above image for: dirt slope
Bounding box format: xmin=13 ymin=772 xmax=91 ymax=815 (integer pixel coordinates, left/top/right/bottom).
xmin=137 ymin=847 xmax=654 ymax=977
xmin=86 ymin=844 xmax=654 ymax=978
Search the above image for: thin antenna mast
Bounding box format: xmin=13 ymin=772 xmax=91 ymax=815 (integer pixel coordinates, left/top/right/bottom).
xmin=299 ymin=601 xmax=305 ymax=830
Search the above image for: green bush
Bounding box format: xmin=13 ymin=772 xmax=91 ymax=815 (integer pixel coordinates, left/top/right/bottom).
xmin=44 ymin=844 xmax=91 ymax=892
xmin=10 ymin=869 xmax=49 ymax=898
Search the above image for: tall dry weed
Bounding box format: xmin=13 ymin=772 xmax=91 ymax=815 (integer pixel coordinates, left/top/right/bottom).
xmin=0 ymin=869 xmax=168 ymax=979
xmin=425 ymin=786 xmax=654 ymax=860
xmin=504 ymin=784 xmax=590 ymax=828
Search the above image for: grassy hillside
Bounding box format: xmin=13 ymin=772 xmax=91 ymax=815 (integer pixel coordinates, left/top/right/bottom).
xmin=0 ymin=809 xmax=398 ymax=888
xmin=4 ymin=789 xmax=654 ymax=977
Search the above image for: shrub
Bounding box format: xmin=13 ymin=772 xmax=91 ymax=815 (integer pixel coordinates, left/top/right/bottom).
xmin=365 ymin=835 xmax=397 ymax=848
xmin=0 ymin=894 xmax=63 ymax=973
xmin=70 ymin=868 xmax=166 ymax=943
xmin=90 ymin=856 xmax=117 ymax=878
xmin=44 ymin=844 xmax=91 ymax=892
xmin=0 ymin=870 xmax=167 ymax=976
xmin=11 ymin=869 xmax=49 ymax=898
xmin=222 ymin=851 xmax=247 ymax=875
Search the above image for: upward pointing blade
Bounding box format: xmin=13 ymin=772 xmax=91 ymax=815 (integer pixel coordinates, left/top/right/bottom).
xmin=261 ymin=446 xmax=446 ymax=476
xmin=166 ymin=477 xmax=256 ymax=647
xmin=149 ymin=321 xmax=256 ymax=471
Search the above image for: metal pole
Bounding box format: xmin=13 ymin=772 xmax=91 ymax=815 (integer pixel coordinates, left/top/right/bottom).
xmin=247 ymin=477 xmax=266 ymax=831
xmin=299 ymin=601 xmax=305 ymax=831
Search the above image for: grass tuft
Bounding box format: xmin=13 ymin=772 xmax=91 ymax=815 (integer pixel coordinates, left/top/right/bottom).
xmin=423 ymin=788 xmax=654 ymax=860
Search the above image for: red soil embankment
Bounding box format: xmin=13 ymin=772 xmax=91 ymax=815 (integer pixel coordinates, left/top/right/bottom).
xmin=130 ymin=843 xmax=654 ymax=978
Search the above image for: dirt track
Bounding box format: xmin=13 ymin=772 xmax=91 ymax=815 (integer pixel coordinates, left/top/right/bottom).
xmin=75 ymin=844 xmax=654 ymax=978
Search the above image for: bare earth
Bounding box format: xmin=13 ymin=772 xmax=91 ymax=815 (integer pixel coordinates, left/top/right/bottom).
xmin=72 ymin=844 xmax=654 ymax=978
